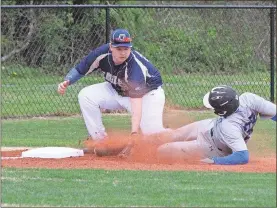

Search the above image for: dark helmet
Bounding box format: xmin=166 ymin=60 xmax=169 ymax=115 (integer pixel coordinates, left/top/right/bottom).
xmin=203 ymin=85 xmax=239 ymax=118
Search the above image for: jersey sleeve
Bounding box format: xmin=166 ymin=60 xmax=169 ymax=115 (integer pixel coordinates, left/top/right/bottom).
xmin=240 ymin=92 xmax=276 ymax=119
xmin=220 ymin=122 xmax=248 ymax=152
xmin=75 ymin=44 xmax=109 ymax=75
xmin=213 ymin=150 xmax=249 ymax=165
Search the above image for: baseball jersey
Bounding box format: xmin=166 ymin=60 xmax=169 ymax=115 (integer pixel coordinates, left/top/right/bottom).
xmin=74 ymin=44 xmax=162 ymax=98
xmin=209 ymin=92 xmax=276 ymax=155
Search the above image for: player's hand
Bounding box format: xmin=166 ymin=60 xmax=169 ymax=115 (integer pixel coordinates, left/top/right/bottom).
xmin=57 ymin=80 xmax=70 ymax=95
xmin=200 ymin=157 xmax=215 ymax=164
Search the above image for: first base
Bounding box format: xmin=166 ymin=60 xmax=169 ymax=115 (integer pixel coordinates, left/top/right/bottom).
xmin=21 ymin=147 xmax=84 ymax=159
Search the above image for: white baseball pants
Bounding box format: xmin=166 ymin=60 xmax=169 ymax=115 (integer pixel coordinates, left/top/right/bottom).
xmin=157 ymin=119 xmax=226 ymax=160
xmin=78 ymin=82 xmax=167 ymax=140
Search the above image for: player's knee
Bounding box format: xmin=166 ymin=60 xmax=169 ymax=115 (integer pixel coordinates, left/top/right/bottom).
xmin=157 ymin=143 xmax=172 ymax=158
xmin=78 ymin=91 xmax=87 ymax=106
xmin=141 ymin=123 xmax=165 ymax=135
xmin=78 ymin=88 xmax=86 ymax=100
xmin=78 ymin=89 xmax=95 ymax=106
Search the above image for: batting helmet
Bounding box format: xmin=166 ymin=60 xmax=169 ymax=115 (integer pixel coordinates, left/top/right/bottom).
xmin=203 ymin=85 xmax=239 ymax=118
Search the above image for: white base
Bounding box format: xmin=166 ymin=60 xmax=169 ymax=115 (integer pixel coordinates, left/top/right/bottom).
xmin=21 ymin=147 xmax=84 ymax=159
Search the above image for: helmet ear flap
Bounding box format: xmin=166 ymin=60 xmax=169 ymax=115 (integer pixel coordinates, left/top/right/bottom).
xmin=214 ymin=109 xmax=227 ymax=117
xmin=213 ymin=98 xmax=239 ymax=118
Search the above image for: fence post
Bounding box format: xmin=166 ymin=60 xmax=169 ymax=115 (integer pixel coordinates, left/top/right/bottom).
xmin=105 ymin=6 xmax=110 ymax=43
xmin=270 ymin=8 xmax=275 ymax=102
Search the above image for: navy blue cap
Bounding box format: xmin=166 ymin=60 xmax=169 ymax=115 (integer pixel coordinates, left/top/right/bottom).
xmin=110 ymin=29 xmax=132 ymax=47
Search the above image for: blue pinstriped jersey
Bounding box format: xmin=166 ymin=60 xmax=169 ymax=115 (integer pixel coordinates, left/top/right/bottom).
xmin=75 ymin=44 xmax=162 ymax=98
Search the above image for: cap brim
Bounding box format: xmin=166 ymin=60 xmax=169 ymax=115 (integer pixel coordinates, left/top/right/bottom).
xmin=111 ymin=43 xmax=132 ymax=48
xmin=203 ymin=92 xmax=214 ymax=109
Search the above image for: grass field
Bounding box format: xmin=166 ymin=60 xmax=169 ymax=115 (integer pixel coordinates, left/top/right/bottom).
xmin=1 ymin=112 xmax=276 ymax=207
xmin=2 ymin=168 xmax=276 ymax=207
xmin=1 ymin=65 xmax=276 ymax=207
xmin=2 ymin=112 xmax=276 ymax=151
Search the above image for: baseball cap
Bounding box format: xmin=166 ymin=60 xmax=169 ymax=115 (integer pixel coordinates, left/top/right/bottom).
xmin=110 ymin=28 xmax=132 ymax=48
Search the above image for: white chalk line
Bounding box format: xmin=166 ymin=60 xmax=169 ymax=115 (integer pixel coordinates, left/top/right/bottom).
xmin=1 ymin=147 xmax=34 ymax=151
xmin=1 ymin=147 xmax=28 ymax=159
xmin=2 ymin=156 xmax=23 ymax=160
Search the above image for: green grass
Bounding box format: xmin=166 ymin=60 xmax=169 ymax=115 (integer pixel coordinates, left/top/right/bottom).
xmin=1 ymin=115 xmax=131 ymax=147
xmin=249 ymin=119 xmax=276 ymax=154
xmin=1 ymin=113 xmax=276 ymax=207
xmin=2 ymin=113 xmax=276 ymax=154
xmin=1 ymin=66 xmax=276 ymax=207
xmin=2 ymin=168 xmax=276 ymax=207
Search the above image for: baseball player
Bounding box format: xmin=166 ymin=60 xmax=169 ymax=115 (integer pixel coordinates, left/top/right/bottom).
xmin=157 ymin=85 xmax=276 ymax=165
xmin=57 ymin=28 xmax=167 ymax=156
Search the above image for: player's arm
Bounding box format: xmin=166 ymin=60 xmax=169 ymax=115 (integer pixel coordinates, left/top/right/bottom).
xmin=67 ymin=44 xmax=109 ymax=84
xmin=241 ymin=92 xmax=276 ymax=121
xmin=128 ymin=81 xmax=145 ymax=134
xmin=211 ymin=150 xmax=249 ymax=165
xmin=126 ymin=61 xmax=149 ymax=133
xmin=118 ymin=63 xmax=147 ymax=157
xmin=118 ymin=97 xmax=142 ymax=158
xmin=119 ymin=83 xmax=145 ymax=157
xmin=202 ymin=126 xmax=249 ymax=165
xmin=58 ymin=44 xmax=109 ymax=94
xmin=130 ymin=97 xmax=143 ymax=134
xmin=202 ymin=150 xmax=249 ymax=165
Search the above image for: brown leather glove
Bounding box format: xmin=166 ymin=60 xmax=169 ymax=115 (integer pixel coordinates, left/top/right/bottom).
xmin=82 ymin=137 xmax=98 ymax=154
xmin=94 ymin=139 xmax=128 ymax=157
xmin=83 ymin=136 xmax=130 ymax=157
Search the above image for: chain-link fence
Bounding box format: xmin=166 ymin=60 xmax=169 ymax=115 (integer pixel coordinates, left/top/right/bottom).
xmin=1 ymin=2 xmax=276 ymax=118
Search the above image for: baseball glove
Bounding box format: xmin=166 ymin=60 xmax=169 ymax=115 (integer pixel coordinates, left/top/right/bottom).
xmin=83 ymin=137 xmax=129 ymax=157
xmin=82 ymin=137 xmax=97 ymax=153
xmin=118 ymin=132 xmax=139 ymax=158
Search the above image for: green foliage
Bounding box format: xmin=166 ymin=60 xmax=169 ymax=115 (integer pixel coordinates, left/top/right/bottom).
xmin=37 ymin=12 xmax=68 ymax=71
xmin=1 ymin=4 xmax=275 ymax=117
xmin=1 ymin=4 xmax=272 ymax=75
